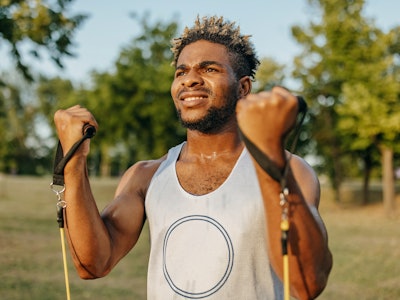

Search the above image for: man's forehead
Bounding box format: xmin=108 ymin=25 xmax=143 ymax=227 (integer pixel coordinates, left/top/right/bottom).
xmin=177 ymin=40 xmax=230 ymax=66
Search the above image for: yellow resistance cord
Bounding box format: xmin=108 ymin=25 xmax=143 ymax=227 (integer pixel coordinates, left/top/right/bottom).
xmin=59 ymin=228 xmax=71 ymax=300
xmin=281 ymin=218 xmax=290 ymax=300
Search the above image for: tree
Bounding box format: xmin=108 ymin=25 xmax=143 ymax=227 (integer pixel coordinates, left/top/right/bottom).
xmin=0 ymin=0 xmax=86 ymax=81
xmin=252 ymin=57 xmax=312 ymax=158
xmin=36 ymin=76 xmax=76 ymax=126
xmin=0 ymin=0 xmax=86 ymax=174
xmin=253 ymin=57 xmax=285 ymax=92
xmin=4 ymin=8 xmax=190 ymax=177
xmin=291 ymin=0 xmax=354 ymax=201
xmin=291 ymin=0 xmax=400 ymax=211
xmin=36 ymin=14 xmax=186 ymax=177
xmin=337 ymin=25 xmax=400 ymax=212
xmin=85 ymin=14 xmax=185 ymax=176
xmin=0 ymin=73 xmax=44 ymax=174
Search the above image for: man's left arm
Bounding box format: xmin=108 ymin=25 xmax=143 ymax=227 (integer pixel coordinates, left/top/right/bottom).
xmin=257 ymin=154 xmax=332 ymax=300
xmin=237 ymin=86 xmax=333 ymax=300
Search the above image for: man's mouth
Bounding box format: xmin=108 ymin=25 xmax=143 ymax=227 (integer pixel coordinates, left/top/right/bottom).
xmin=183 ymin=96 xmax=207 ymax=102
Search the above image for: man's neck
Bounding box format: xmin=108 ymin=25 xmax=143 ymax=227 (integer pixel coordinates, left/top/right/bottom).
xmin=182 ymin=124 xmax=244 ymax=162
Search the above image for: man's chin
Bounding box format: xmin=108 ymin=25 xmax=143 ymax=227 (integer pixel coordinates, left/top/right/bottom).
xmin=177 ymin=116 xmax=211 ymax=132
xmin=176 ymin=103 xmax=236 ymax=133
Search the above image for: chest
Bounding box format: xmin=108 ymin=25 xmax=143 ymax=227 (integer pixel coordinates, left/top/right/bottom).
xmin=175 ymin=160 xmax=235 ymax=195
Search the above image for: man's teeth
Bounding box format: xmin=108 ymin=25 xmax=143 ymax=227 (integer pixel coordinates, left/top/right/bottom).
xmin=184 ymin=97 xmax=204 ymax=101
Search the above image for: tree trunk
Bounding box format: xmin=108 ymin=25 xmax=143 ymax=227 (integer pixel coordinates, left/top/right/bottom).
xmin=362 ymin=167 xmax=370 ymax=205
xmin=100 ymin=143 xmax=111 ymax=177
xmin=362 ymin=149 xmax=373 ymax=205
xmin=331 ymin=144 xmax=343 ymax=203
xmin=381 ymin=146 xmax=395 ymax=217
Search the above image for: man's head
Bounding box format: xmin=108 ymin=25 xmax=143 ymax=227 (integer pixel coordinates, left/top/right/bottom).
xmin=171 ymin=16 xmax=259 ymax=134
xmin=171 ymin=16 xmax=260 ymax=81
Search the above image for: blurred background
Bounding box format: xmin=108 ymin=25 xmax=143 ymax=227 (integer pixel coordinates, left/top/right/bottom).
xmin=0 ymin=0 xmax=399 ymax=299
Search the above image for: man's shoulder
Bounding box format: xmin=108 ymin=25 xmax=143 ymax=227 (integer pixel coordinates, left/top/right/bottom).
xmin=127 ymin=155 xmax=168 ymax=179
xmin=113 ymin=155 xmax=167 ymax=196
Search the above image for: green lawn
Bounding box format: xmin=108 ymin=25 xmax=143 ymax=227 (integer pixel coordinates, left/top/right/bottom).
xmin=0 ymin=175 xmax=399 ymax=299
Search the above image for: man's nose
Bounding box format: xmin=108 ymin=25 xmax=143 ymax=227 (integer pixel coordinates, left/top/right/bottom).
xmin=182 ymin=70 xmax=204 ymax=87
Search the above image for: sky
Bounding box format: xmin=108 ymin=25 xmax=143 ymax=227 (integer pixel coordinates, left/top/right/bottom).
xmin=10 ymin=0 xmax=400 ymax=83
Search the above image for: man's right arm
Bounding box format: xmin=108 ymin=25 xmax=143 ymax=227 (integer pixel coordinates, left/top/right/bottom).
xmin=54 ymin=106 xmax=160 ymax=278
xmin=63 ymin=157 xmax=158 ymax=278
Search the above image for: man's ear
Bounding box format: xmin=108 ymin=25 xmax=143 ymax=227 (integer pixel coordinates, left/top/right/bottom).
xmin=239 ymin=76 xmax=252 ymax=97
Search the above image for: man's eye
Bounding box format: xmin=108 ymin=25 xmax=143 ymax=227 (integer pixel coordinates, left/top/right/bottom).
xmin=175 ymin=71 xmax=185 ymax=77
xmin=205 ymin=67 xmax=216 ymax=72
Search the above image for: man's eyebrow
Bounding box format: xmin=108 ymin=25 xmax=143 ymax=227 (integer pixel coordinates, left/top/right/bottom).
xmin=175 ymin=64 xmax=187 ymax=71
xmin=198 ymin=60 xmax=224 ymax=68
xmin=175 ymin=61 xmax=224 ymax=70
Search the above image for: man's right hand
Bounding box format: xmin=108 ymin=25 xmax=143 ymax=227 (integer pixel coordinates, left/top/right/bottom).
xmin=54 ymin=105 xmax=98 ymax=157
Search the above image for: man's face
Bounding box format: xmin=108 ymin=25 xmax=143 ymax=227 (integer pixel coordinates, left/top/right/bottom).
xmin=171 ymin=40 xmax=240 ymax=134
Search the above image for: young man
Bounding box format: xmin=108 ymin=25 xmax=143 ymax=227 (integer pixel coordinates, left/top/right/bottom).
xmin=54 ymin=16 xmax=332 ymax=299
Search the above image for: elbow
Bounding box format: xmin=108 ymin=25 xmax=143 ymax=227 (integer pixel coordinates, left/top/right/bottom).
xmin=74 ymin=261 xmax=112 ymax=280
xmin=294 ymin=250 xmax=333 ymax=300
xmin=69 ymin=245 xmax=114 ymax=280
xmin=78 ymin=270 xmax=99 ymax=280
xmin=315 ymin=258 xmax=334 ymax=299
xmin=307 ymin=270 xmax=331 ymax=299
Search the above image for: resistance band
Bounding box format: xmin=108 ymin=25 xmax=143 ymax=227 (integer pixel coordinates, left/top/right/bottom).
xmin=239 ymin=96 xmax=307 ymax=300
xmin=50 ymin=124 xmax=96 ymax=300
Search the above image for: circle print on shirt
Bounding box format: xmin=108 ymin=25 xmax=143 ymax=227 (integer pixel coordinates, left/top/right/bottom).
xmin=163 ymin=215 xmax=234 ymax=298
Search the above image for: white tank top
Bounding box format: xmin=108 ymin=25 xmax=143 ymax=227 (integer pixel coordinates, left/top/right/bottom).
xmin=145 ymin=143 xmax=283 ymax=299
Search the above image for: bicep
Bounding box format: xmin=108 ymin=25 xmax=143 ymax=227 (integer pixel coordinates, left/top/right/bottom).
xmin=290 ymin=154 xmax=328 ymax=239
xmin=290 ymin=154 xmax=321 ymax=208
xmin=102 ymin=191 xmax=146 ymax=256
xmin=100 ymin=165 xmax=147 ymax=266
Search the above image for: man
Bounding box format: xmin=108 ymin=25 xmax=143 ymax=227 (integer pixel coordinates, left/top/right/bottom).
xmin=54 ymin=16 xmax=332 ymax=299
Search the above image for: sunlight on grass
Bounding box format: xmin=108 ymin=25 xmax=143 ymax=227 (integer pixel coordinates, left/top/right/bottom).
xmin=0 ymin=176 xmax=399 ymax=299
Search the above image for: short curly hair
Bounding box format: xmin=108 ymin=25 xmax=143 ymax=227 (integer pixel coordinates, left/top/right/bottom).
xmin=171 ymin=15 xmax=260 ymax=80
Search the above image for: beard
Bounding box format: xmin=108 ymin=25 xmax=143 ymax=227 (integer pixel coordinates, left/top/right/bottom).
xmin=177 ymin=89 xmax=239 ymax=134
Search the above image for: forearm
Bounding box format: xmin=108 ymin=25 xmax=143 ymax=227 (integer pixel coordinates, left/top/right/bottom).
xmin=256 ymin=165 xmax=332 ymax=299
xmin=63 ymin=156 xmax=113 ymax=278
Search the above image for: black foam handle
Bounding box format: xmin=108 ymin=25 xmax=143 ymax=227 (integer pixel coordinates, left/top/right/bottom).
xmin=296 ymin=96 xmax=307 ymax=114
xmin=82 ymin=124 xmax=96 ymax=138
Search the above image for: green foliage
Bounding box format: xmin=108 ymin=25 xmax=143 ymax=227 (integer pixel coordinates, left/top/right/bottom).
xmin=338 ymin=82 xmax=399 ymax=150
xmin=0 ymin=0 xmax=86 ymax=174
xmin=0 ymin=0 xmax=87 ymax=81
xmin=291 ymin=0 xmax=400 ymax=200
xmin=0 ymin=74 xmax=49 ymax=174
xmin=34 ymin=14 xmax=186 ymax=176
xmin=84 ymin=15 xmax=185 ymax=175
xmin=36 ymin=76 xmax=77 ymax=128
xmin=253 ymin=57 xmax=285 ymax=92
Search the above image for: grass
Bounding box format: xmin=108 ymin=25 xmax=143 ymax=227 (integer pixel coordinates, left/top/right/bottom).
xmin=0 ymin=175 xmax=399 ymax=299
xmin=318 ymin=182 xmax=400 ymax=300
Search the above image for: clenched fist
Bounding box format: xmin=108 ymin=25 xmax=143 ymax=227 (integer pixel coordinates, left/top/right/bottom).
xmin=54 ymin=105 xmax=98 ymax=157
xmin=236 ymin=86 xmax=300 ymax=168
